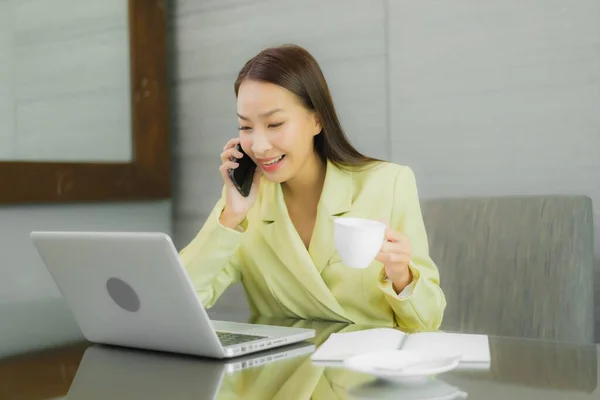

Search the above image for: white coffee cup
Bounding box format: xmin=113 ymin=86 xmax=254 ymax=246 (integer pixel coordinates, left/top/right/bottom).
xmin=334 ymin=217 xmax=386 ymax=268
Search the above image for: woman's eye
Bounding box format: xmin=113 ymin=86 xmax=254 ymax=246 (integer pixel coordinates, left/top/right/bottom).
xmin=268 ymin=122 xmax=284 ymax=128
xmin=238 ymin=126 xmax=252 ymax=131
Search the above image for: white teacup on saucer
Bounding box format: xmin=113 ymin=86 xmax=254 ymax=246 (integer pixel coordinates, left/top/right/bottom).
xmin=334 ymin=217 xmax=386 ymax=268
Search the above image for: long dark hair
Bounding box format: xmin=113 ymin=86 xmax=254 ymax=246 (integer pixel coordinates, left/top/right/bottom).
xmin=234 ymin=44 xmax=381 ymax=170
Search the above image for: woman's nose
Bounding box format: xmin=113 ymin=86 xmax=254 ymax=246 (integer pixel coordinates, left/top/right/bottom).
xmin=251 ymin=132 xmax=272 ymax=156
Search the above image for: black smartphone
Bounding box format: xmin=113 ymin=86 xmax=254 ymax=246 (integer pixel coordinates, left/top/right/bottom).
xmin=229 ymin=144 xmax=257 ymax=197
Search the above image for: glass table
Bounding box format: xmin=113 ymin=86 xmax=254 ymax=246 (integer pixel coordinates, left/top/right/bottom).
xmin=0 ymin=298 xmax=597 ymax=399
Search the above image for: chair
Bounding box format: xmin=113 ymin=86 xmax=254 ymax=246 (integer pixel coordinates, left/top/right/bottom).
xmin=420 ymin=195 xmax=596 ymax=343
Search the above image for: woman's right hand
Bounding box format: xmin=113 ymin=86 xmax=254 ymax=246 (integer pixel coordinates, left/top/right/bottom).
xmin=218 ymin=138 xmax=261 ymax=229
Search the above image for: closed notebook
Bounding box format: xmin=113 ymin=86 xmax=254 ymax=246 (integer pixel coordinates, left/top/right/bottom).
xmin=311 ymin=328 xmax=490 ymax=368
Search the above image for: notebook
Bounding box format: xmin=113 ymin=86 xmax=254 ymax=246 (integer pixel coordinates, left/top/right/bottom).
xmin=311 ymin=328 xmax=490 ymax=368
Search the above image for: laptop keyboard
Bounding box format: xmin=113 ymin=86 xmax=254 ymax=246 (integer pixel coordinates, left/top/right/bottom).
xmin=216 ymin=331 xmax=268 ymax=347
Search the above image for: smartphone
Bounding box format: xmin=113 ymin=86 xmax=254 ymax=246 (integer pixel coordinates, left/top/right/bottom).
xmin=229 ymin=144 xmax=257 ymax=197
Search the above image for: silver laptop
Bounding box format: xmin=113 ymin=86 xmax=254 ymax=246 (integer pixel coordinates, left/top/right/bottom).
xmin=66 ymin=342 xmax=315 ymax=399
xmin=30 ymin=231 xmax=315 ymax=359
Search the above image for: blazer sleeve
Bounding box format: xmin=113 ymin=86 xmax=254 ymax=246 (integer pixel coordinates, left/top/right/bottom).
xmin=377 ymin=166 xmax=447 ymax=332
xmin=179 ymin=187 xmax=245 ymax=308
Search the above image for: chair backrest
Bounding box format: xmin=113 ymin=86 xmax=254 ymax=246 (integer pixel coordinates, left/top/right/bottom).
xmin=420 ymin=195 xmax=595 ymax=343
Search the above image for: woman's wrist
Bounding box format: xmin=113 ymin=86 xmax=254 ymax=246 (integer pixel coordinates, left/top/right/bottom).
xmin=391 ymin=267 xmax=413 ymax=294
xmin=219 ymin=208 xmax=246 ymax=230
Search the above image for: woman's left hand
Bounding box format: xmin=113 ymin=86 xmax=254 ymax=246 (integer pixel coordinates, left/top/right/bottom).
xmin=375 ymin=225 xmax=413 ymax=294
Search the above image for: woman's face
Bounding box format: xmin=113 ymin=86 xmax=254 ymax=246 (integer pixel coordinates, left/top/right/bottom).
xmin=236 ymin=80 xmax=321 ymax=183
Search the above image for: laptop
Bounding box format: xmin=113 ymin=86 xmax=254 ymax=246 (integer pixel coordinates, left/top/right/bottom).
xmin=66 ymin=342 xmax=315 ymax=399
xmin=30 ymin=231 xmax=315 ymax=359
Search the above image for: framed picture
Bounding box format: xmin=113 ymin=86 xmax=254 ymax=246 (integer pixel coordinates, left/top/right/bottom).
xmin=0 ymin=0 xmax=170 ymax=204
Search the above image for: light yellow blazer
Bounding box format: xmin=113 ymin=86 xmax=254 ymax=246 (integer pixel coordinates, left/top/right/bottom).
xmin=180 ymin=160 xmax=446 ymax=331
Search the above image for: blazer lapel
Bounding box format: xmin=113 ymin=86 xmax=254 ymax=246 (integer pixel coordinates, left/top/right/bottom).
xmin=260 ymin=161 xmax=353 ymax=320
xmin=309 ymin=162 xmax=353 ymax=272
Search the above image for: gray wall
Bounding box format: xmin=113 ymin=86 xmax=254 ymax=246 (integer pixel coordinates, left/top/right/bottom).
xmin=0 ymin=202 xmax=172 ymax=303
xmin=171 ymin=0 xmax=599 ymax=251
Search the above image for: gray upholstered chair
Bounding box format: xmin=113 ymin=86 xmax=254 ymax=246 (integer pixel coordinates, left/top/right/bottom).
xmin=420 ymin=195 xmax=596 ymax=343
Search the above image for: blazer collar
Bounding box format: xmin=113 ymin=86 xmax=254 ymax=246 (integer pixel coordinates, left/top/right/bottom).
xmin=260 ymin=160 xmax=353 ymax=222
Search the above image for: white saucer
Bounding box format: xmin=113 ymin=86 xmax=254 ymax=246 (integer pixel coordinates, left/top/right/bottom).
xmin=343 ymin=350 xmax=462 ymax=382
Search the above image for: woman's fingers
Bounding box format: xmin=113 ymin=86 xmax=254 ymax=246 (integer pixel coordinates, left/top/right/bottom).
xmin=219 ymin=161 xmax=239 ymax=183
xmin=222 ymin=137 xmax=241 ymax=152
xmin=220 ymin=146 xmax=244 ymax=163
xmin=384 ymin=228 xmax=410 ymax=245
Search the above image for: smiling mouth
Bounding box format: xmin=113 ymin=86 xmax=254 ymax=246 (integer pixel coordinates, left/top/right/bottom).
xmin=262 ymin=155 xmax=285 ymax=165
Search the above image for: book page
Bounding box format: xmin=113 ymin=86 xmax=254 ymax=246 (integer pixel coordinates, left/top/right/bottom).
xmin=403 ymin=332 xmax=491 ymax=364
xmin=310 ymin=328 xmax=406 ymax=361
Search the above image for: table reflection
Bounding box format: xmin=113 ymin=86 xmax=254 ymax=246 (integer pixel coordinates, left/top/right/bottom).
xmin=66 ymin=342 xmax=316 ymax=399
xmin=0 ymin=310 xmax=598 ymax=399
xmin=442 ymin=336 xmax=598 ymax=396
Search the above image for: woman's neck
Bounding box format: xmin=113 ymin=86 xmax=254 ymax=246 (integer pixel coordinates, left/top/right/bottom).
xmin=282 ymin=152 xmax=326 ymax=207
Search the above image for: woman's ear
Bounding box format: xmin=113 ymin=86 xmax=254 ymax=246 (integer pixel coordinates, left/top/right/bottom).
xmin=311 ymin=112 xmax=322 ymax=137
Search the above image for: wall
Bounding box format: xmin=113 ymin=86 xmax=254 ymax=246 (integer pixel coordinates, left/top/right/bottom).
xmin=170 ymin=1 xmax=600 ymax=310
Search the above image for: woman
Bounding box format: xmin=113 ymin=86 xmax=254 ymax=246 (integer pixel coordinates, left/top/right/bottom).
xmin=180 ymin=44 xmax=446 ymax=331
